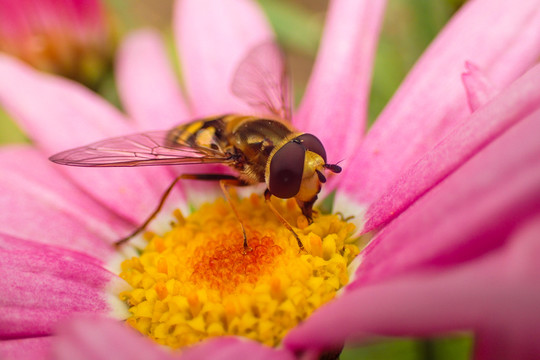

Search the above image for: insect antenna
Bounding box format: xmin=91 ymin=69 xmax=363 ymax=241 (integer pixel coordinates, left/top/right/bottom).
xmin=324 ymin=164 xmax=342 ymax=173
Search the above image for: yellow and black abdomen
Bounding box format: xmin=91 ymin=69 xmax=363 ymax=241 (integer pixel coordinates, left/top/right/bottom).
xmin=167 ymin=115 xmax=231 ymax=152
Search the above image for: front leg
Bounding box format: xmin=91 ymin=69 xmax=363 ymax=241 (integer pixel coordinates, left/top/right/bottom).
xmin=264 ymin=190 xmax=304 ymax=250
xmin=296 ymin=196 xmax=318 ymax=224
xmin=218 ymin=177 xmax=251 ymax=252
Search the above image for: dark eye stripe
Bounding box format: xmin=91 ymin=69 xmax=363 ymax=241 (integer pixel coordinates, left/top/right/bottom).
xmin=296 ymin=134 xmax=326 ymax=162
xmin=269 ymin=141 xmax=305 ymax=198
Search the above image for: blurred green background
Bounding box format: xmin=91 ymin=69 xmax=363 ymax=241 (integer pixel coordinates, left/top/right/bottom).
xmin=0 ymin=0 xmax=473 ymax=358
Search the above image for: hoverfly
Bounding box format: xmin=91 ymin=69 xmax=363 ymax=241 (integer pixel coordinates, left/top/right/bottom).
xmin=49 ymin=43 xmax=342 ymax=251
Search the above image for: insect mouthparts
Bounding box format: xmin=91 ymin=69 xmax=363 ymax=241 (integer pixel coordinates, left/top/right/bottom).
xmin=316 ymin=169 xmax=327 ymax=183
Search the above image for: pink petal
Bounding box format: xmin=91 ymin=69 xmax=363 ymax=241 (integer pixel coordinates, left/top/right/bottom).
xmin=0 ymin=235 xmax=117 ymax=339
xmin=0 ymin=146 xmax=130 ymax=258
xmin=285 ymin=216 xmax=540 ymax=359
xmin=364 ymin=63 xmax=540 ymax=233
xmin=296 ymin=0 xmax=386 ymax=161
xmin=354 ymin=101 xmax=540 ymax=286
xmin=0 ymin=54 xmax=176 ymax=226
xmin=175 ymin=0 xmax=274 ymax=116
xmin=180 ymin=338 xmax=295 ymax=360
xmin=50 ymin=316 xmax=295 ymax=360
xmin=51 ymin=316 xmax=177 ymax=360
xmin=116 ymin=29 xmax=191 ymax=130
xmin=0 ymin=337 xmax=51 ymax=360
xmin=461 ymin=62 xmax=498 ymax=112
xmin=0 ymin=55 xmax=131 ymax=149
xmin=341 ymin=0 xmax=540 ymax=204
xmin=0 ymin=1 xmax=29 ymax=41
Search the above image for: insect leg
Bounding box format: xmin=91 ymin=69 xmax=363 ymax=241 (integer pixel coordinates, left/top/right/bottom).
xmin=264 ymin=189 xmax=304 ymax=251
xmin=115 ymin=173 xmax=240 ymax=248
xmin=218 ymin=178 xmax=251 ymax=253
xmin=296 ymin=197 xmax=317 ymax=224
xmin=115 ymin=175 xmax=184 ymax=247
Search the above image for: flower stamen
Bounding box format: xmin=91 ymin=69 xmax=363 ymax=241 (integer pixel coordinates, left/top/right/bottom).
xmin=119 ymin=194 xmax=359 ymax=348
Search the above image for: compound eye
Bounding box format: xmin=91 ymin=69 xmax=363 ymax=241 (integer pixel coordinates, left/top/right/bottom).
xmin=296 ymin=133 xmax=326 ymax=162
xmin=269 ymin=141 xmax=305 ymax=198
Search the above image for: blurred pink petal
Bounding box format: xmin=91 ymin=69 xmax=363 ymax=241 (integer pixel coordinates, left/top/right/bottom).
xmin=0 ymin=337 xmax=51 ymax=360
xmin=0 ymin=54 xmax=176 ymax=226
xmin=0 ymin=55 xmax=130 ymax=149
xmin=355 ymin=102 xmax=540 ymax=286
xmin=0 ymin=146 xmax=129 ymax=257
xmin=180 ymin=337 xmax=295 ymax=360
xmin=296 ymin=0 xmax=386 ymax=160
xmin=461 ymin=62 xmax=498 ymax=112
xmin=175 ymin=0 xmax=274 ymax=116
xmin=116 ymin=29 xmax=190 ymax=130
xmin=0 ymin=0 xmax=113 ymax=86
xmin=341 ymin=0 xmax=540 ymax=204
xmin=285 ymin=215 xmax=540 ymax=359
xmin=50 ymin=316 xmax=295 ymax=360
xmin=0 ymin=235 xmax=117 ymax=339
xmin=364 ymin=64 xmax=540 ymax=232
xmin=51 ymin=316 xmax=177 ymax=360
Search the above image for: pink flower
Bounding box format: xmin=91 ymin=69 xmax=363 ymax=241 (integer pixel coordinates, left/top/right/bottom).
xmin=1 ymin=0 xmax=540 ymax=359
xmin=0 ymin=0 xmax=114 ymax=87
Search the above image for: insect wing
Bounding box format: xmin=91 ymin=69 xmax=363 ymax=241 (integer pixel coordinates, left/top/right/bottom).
xmin=49 ymin=131 xmax=231 ymax=167
xmin=231 ymin=42 xmax=292 ymax=121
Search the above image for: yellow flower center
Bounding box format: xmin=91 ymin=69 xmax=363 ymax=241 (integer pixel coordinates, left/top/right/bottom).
xmin=119 ymin=193 xmax=359 ymax=348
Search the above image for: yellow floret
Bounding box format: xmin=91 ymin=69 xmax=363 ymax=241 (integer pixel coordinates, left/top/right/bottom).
xmin=119 ymin=195 xmax=359 ymax=348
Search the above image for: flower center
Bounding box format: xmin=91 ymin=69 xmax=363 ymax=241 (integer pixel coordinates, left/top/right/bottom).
xmin=119 ymin=193 xmax=359 ymax=348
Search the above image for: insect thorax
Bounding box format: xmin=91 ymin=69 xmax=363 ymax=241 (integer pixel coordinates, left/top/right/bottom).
xmin=167 ymin=115 xmax=294 ymax=185
xmin=230 ymin=117 xmax=293 ymax=183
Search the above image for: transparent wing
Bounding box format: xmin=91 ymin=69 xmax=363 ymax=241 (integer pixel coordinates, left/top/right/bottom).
xmin=49 ymin=131 xmax=232 ymax=167
xmin=231 ymin=42 xmax=292 ymax=121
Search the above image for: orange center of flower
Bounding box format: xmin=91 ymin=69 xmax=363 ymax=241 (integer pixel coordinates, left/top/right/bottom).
xmin=119 ymin=194 xmax=359 ymax=348
xmin=189 ymin=234 xmax=283 ymax=294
